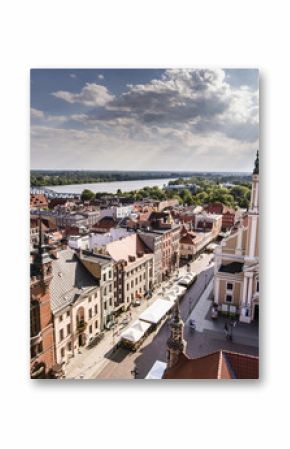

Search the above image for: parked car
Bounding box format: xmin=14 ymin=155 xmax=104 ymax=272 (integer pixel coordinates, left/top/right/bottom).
xmin=132 ymin=300 xmax=141 ymax=307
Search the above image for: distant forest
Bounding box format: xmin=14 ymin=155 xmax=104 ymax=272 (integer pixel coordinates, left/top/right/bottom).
xmin=30 ymin=170 xmax=251 ymax=187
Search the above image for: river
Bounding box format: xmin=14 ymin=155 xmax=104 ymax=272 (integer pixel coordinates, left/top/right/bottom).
xmin=46 ymin=178 xmax=176 ymax=194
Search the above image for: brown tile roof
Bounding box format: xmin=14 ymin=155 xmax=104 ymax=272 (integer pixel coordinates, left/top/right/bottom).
xmin=163 ymin=350 xmax=259 ymax=379
xmin=180 ymin=231 xmax=200 ymax=245
xmin=30 ymin=194 xmax=48 ymax=208
xmin=205 ymin=202 xmax=235 ymax=215
xmin=92 ymin=216 xmax=118 ymax=231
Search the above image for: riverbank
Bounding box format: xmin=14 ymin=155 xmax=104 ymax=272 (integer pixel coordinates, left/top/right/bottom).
xmin=43 ymin=178 xmax=176 ymax=194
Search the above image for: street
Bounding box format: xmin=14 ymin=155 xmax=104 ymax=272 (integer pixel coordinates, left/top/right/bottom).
xmin=64 ymin=252 xmax=258 ymax=379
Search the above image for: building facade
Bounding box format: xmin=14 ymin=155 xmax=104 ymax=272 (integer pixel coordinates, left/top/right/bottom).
xmin=49 ymin=248 xmax=102 ymax=365
xmin=213 ymin=151 xmax=259 ymax=323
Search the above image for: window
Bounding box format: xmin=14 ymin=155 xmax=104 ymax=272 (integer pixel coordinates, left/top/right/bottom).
xmin=88 ymin=296 xmax=92 ymax=302
xmin=89 ymin=324 xmax=93 ymax=333
xmin=59 ymin=329 xmax=64 ymax=341
xmin=67 ymin=342 xmax=72 ymax=351
xmin=257 ymin=281 xmax=259 ymax=292
xmin=109 ymin=284 xmax=112 ymax=292
xmin=104 ymin=302 xmax=107 ymax=310
xmin=89 ymin=308 xmax=92 ymax=319
xmin=67 ymin=324 xmax=71 ymax=335
xmin=59 ymin=315 xmax=63 ymax=322
xmin=95 ymin=320 xmax=98 ymax=329
xmin=103 ymin=273 xmax=106 ymax=282
xmin=104 ymin=287 xmax=107 ymax=296
xmin=226 ymin=283 xmax=233 ymax=291
xmin=127 ymin=283 xmax=129 ymax=291
xmin=66 ymin=311 xmax=70 ymax=318
xmin=61 ymin=347 xmax=65 ymax=358
xmin=94 ymin=305 xmax=98 ymax=315
xmin=225 ymin=295 xmax=232 ymax=303
xmin=30 ymin=300 xmax=40 ymax=337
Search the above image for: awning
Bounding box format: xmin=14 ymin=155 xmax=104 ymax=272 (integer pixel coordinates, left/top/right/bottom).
xmin=139 ymin=299 xmax=173 ymax=324
xmin=120 ymin=320 xmax=151 ymax=344
xmin=145 ymin=361 xmax=167 ymax=379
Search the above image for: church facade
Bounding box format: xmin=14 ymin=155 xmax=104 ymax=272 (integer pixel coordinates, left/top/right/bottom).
xmin=213 ymin=151 xmax=259 ymax=323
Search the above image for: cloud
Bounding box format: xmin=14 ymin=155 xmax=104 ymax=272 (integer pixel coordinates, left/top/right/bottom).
xmin=52 ymin=82 xmax=114 ymax=107
xmin=32 ymin=69 xmax=259 ymax=170
xmin=98 ymin=74 xmax=104 ymax=80
xmin=70 ymin=73 xmax=77 ymax=79
xmin=31 ymin=108 xmax=44 ymax=119
xmin=105 ymin=69 xmax=258 ymax=143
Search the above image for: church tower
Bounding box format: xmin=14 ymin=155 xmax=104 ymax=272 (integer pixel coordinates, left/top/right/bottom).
xmin=166 ymin=303 xmax=186 ymax=368
xmin=30 ymin=216 xmax=57 ymax=378
xmin=240 ymin=150 xmax=260 ymax=322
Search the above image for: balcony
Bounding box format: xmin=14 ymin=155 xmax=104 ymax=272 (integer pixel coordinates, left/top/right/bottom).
xmin=76 ymin=320 xmax=87 ymax=333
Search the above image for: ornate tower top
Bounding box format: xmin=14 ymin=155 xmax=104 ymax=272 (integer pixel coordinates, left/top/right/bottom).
xmin=253 ymin=150 xmax=259 ymax=175
xmin=31 ymin=215 xmax=53 ymax=285
xmin=166 ymin=303 xmax=186 ymax=368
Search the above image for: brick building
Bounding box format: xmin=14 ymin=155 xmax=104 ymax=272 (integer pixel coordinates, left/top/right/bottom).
xmin=30 ymin=222 xmax=60 ymax=378
xmin=204 ymin=202 xmax=239 ymax=231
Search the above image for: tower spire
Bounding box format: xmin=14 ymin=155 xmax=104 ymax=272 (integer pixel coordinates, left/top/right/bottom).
xmin=253 ymin=150 xmax=259 ymax=175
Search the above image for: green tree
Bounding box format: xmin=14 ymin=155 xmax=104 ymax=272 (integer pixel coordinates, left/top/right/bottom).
xmin=180 ymin=189 xmax=194 ymax=205
xmin=81 ymin=189 xmax=95 ymax=201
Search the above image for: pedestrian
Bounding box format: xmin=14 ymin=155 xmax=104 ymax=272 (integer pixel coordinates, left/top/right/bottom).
xmin=224 ymin=322 xmax=228 ymax=339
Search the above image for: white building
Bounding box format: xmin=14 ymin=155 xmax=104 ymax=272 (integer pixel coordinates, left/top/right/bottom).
xmin=50 ymin=248 xmax=102 ymax=365
xmin=89 ymin=228 xmax=131 ymax=250
xmin=68 ymin=234 xmax=89 ymax=250
xmin=99 ymin=205 xmax=133 ymax=220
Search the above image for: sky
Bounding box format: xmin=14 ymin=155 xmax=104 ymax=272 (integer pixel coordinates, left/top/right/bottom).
xmin=31 ymin=68 xmax=259 ymax=172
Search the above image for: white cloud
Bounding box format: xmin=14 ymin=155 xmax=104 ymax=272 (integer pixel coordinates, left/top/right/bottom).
xmin=52 ymin=83 xmax=114 ymax=107
xmin=31 ymin=108 xmax=44 ymax=119
xmin=32 ymin=69 xmax=259 ymax=170
xmin=98 ymin=74 xmax=104 ymax=80
xmin=70 ymin=73 xmax=77 ymax=79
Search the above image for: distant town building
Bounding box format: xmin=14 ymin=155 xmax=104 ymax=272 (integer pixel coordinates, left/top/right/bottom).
xmin=30 ymin=193 xmax=48 ymax=210
xmin=91 ymin=216 xmax=118 ymax=233
xmin=99 ymin=205 xmax=133 ymax=220
xmin=204 ymin=202 xmax=239 ymax=231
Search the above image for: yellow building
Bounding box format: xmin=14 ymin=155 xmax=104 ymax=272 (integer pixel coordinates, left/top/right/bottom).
xmin=214 ymin=151 xmax=259 ymax=323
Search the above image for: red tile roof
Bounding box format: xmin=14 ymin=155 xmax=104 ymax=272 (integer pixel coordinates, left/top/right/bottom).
xmin=92 ymin=216 xmax=118 ymax=231
xmin=163 ymin=350 xmax=259 ymax=379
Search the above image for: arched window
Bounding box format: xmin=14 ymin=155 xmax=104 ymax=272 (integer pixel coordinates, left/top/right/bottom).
xmin=31 ymin=300 xmax=40 ymax=337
